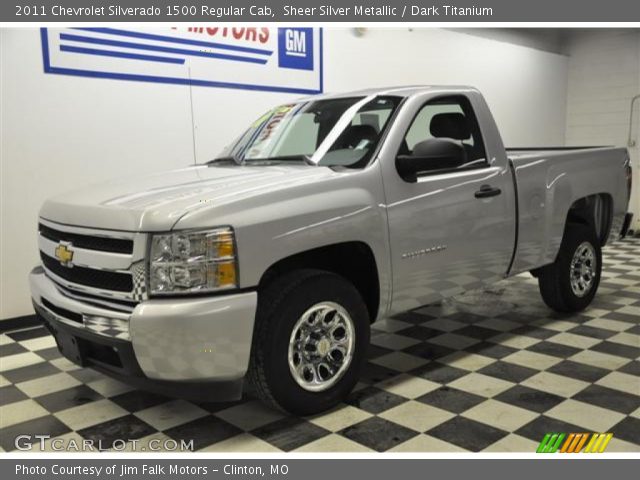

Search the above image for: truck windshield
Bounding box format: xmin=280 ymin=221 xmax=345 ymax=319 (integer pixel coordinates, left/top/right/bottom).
xmin=212 ymin=95 xmax=402 ymax=168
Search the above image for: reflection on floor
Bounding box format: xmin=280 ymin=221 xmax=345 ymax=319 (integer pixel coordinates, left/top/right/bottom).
xmin=1 ymin=238 xmax=639 ymax=452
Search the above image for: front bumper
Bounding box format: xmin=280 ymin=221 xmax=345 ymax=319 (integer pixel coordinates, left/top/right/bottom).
xmin=29 ymin=268 xmax=257 ymax=401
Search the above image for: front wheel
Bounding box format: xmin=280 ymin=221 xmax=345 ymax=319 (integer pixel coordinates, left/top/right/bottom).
xmin=247 ymin=269 xmax=370 ymax=415
xmin=537 ymin=223 xmax=602 ymax=313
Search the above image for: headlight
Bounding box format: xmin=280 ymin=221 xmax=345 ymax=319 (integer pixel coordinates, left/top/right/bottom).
xmin=148 ymin=227 xmax=238 ymax=295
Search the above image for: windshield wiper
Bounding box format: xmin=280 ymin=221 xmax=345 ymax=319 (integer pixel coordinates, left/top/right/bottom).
xmin=206 ymin=153 xmax=242 ymax=165
xmin=244 ymin=155 xmax=315 ymax=165
xmin=207 ymin=154 xmax=315 ymax=166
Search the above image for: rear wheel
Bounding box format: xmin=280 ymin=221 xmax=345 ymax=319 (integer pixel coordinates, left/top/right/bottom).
xmin=247 ymin=269 xmax=370 ymax=415
xmin=537 ymin=223 xmax=602 ymax=313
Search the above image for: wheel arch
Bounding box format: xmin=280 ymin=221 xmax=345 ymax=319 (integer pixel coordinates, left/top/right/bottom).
xmin=257 ymin=241 xmax=381 ymax=322
xmin=531 ymin=193 xmax=612 ymax=278
xmin=565 ymin=192 xmax=613 ymax=246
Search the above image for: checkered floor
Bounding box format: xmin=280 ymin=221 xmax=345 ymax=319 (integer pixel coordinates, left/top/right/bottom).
xmin=1 ymin=238 xmax=639 ymax=453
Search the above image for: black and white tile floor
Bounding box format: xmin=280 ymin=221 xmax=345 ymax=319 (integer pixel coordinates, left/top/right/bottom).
xmin=1 ymin=238 xmax=639 ymax=452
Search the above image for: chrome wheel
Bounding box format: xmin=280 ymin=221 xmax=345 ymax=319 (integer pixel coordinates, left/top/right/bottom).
xmin=288 ymin=302 xmax=355 ymax=392
xmin=570 ymin=241 xmax=596 ymax=298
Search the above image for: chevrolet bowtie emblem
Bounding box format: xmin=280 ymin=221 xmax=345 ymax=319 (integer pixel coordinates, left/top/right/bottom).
xmin=55 ymin=243 xmax=74 ymax=267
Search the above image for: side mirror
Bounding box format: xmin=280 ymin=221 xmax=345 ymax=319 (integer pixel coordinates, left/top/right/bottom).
xmin=396 ymin=138 xmax=467 ymax=183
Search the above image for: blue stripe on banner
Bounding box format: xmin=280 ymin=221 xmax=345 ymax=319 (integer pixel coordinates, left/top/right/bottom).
xmin=40 ymin=27 xmax=51 ymax=73
xmin=75 ymin=27 xmax=273 ymax=56
xmin=60 ymin=33 xmax=268 ymax=65
xmin=60 ymin=45 xmax=186 ymax=65
xmin=44 ymin=66 xmax=322 ymax=94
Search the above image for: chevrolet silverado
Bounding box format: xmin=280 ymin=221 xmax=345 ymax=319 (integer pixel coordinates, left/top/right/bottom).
xmin=30 ymin=86 xmax=633 ymax=414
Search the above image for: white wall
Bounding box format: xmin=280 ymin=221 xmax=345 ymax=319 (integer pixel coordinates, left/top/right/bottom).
xmin=450 ymin=28 xmax=567 ymax=55
xmin=0 ymin=27 xmax=569 ymax=320
xmin=564 ymin=29 xmax=640 ymax=228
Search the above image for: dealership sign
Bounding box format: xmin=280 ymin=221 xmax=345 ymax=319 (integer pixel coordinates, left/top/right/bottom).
xmin=40 ymin=27 xmax=323 ymax=94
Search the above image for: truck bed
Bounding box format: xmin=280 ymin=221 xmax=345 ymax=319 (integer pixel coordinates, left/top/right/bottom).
xmin=506 ymin=145 xmax=629 ymax=276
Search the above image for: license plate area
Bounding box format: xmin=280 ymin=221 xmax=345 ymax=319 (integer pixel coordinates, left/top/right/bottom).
xmin=53 ymin=330 xmax=86 ymax=366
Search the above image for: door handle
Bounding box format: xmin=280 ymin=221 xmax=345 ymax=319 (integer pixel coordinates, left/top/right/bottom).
xmin=475 ymin=184 xmax=502 ymax=199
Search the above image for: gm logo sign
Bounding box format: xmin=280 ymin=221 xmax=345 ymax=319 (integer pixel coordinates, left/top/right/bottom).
xmin=278 ymin=28 xmax=313 ymax=71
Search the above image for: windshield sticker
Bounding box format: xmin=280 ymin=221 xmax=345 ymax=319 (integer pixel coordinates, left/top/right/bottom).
xmin=251 ymin=110 xmax=275 ymax=128
xmin=257 ymin=105 xmax=294 ymax=141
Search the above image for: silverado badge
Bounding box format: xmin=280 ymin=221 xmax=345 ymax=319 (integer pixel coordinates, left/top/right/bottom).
xmin=54 ymin=243 xmax=74 ymax=267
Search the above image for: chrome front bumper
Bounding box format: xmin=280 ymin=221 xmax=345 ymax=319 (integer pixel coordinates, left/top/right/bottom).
xmin=30 ymin=268 xmax=257 ymax=399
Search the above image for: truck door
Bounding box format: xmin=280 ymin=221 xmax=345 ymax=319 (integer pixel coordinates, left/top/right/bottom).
xmin=379 ymin=92 xmax=516 ymax=314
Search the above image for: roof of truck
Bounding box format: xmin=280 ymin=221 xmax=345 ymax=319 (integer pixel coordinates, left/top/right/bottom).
xmin=296 ymin=85 xmax=479 ymax=102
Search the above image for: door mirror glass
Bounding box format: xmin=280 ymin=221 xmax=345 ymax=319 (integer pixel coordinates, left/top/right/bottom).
xmin=396 ymin=138 xmax=467 ymax=182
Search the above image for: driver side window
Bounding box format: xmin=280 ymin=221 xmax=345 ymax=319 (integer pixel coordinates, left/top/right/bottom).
xmin=400 ymin=96 xmax=488 ymax=169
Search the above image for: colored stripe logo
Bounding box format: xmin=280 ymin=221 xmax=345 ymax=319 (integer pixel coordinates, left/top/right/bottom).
xmin=536 ymin=433 xmax=613 ymax=453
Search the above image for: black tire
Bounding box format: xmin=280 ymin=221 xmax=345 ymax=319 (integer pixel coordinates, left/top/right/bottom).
xmin=247 ymin=269 xmax=370 ymax=415
xmin=537 ymin=223 xmax=602 ymax=313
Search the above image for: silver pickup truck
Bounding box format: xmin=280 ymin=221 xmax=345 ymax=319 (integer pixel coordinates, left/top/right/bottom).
xmin=30 ymin=86 xmax=633 ymax=414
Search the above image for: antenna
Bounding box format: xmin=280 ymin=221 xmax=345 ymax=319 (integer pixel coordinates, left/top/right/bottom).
xmin=188 ymin=65 xmax=197 ymax=164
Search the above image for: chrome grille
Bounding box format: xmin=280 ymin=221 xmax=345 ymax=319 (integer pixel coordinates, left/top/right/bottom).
xmin=41 ymin=252 xmax=133 ymax=292
xmin=39 ymin=223 xmax=134 ymax=254
xmin=38 ymin=219 xmax=146 ymax=302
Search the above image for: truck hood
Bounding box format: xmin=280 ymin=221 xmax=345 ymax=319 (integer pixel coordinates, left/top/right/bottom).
xmin=40 ymin=164 xmax=343 ymax=231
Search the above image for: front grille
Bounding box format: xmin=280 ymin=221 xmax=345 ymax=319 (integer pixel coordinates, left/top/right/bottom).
xmin=39 ymin=223 xmax=133 ymax=254
xmin=41 ymin=252 xmax=133 ymax=293
xmin=42 ymin=298 xmax=83 ymax=323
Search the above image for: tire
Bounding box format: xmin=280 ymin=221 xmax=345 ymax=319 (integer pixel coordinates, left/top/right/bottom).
xmin=538 ymin=223 xmax=602 ymax=313
xmin=247 ymin=269 xmax=370 ymax=415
